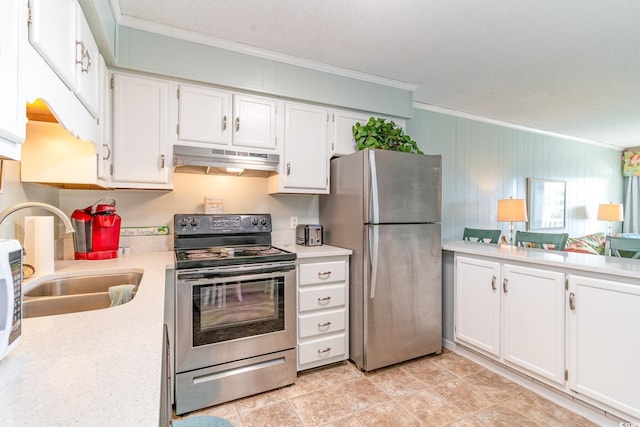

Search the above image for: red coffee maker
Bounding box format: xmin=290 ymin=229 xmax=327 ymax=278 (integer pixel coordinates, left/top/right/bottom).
xmin=71 ymin=197 xmax=121 ymax=260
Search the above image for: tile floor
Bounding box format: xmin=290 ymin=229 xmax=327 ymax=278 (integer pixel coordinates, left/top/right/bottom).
xmin=173 ymin=351 xmax=602 ymax=426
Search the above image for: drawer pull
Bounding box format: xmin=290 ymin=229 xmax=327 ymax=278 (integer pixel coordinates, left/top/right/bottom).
xmin=491 ymin=275 xmax=496 ymax=291
xmin=317 ymin=296 xmax=332 ymax=303
xmin=317 ymin=321 xmax=332 ymax=327
xmin=318 ymin=271 xmax=332 ymax=279
xmin=317 ymin=347 xmax=331 ymax=354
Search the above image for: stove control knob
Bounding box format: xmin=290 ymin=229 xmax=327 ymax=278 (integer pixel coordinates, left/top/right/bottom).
xmin=178 ymin=217 xmax=190 ymax=227
xmin=260 ymin=216 xmax=268 ymax=226
xmin=189 ymin=217 xmax=199 ymax=227
xmin=251 ymin=216 xmax=259 ymax=226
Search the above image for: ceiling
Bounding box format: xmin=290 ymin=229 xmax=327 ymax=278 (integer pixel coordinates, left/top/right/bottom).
xmin=114 ymin=0 xmax=640 ymax=149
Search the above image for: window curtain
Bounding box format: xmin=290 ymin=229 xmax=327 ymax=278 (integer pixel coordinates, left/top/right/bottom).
xmin=624 ymin=176 xmax=640 ymax=233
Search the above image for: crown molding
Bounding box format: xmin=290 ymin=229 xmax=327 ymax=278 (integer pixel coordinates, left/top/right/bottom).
xmin=114 ymin=14 xmax=417 ymax=91
xmin=413 ymin=101 xmax=625 ymax=151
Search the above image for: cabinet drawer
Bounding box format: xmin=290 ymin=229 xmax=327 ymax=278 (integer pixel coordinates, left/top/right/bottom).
xmin=299 ymin=309 xmax=346 ymax=339
xmin=299 ymin=261 xmax=346 ymax=285
xmin=299 ymin=284 xmax=346 ymax=312
xmin=298 ymin=334 xmax=346 ymax=366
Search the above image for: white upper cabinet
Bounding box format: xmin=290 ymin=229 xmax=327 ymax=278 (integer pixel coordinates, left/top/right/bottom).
xmin=176 ymin=84 xmax=277 ymax=152
xmin=0 ymin=0 xmax=27 ymax=158
xmin=111 ymin=73 xmax=172 ymax=189
xmin=28 ymin=0 xmax=77 ymax=91
xmin=268 ymin=101 xmax=329 ymax=194
xmin=330 ymin=110 xmax=371 ymax=157
xmin=177 ymin=85 xmax=230 ymax=145
xmin=28 ymin=0 xmax=102 ymax=118
xmin=329 ymin=110 xmax=407 ymax=158
xmin=97 ymin=55 xmax=110 ymax=181
xmin=73 ymin=6 xmax=101 ymax=118
xmin=232 ymin=94 xmax=277 ymax=150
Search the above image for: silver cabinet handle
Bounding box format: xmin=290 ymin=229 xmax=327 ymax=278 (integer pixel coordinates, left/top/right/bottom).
xmin=503 ymin=278 xmax=508 ymax=294
xmin=491 ymin=275 xmax=496 ymax=291
xmin=569 ymin=292 xmax=576 ymax=311
xmin=160 ymin=154 xmax=166 ymax=169
xmin=317 ymin=296 xmax=331 ymax=302
xmin=75 ymin=40 xmax=91 ymax=73
xmin=235 ymin=117 xmax=240 ymax=131
xmin=318 ymin=271 xmax=331 ymax=279
xmin=102 ymin=144 xmax=111 ymax=160
xmin=286 ymin=162 xmax=291 ymax=175
xmin=317 ymin=321 xmax=332 ymax=327
xmin=317 ymin=347 xmax=331 ymax=354
xmin=222 ymin=115 xmax=227 ymax=130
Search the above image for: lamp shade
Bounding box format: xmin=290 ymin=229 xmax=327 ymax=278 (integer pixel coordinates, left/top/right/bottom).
xmin=597 ymin=203 xmax=623 ymax=222
xmin=497 ymin=198 xmax=528 ymax=222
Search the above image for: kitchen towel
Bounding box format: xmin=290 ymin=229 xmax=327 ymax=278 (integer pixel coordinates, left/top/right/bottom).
xmin=24 ymin=216 xmax=55 ymax=276
xmin=108 ymin=284 xmax=136 ymax=307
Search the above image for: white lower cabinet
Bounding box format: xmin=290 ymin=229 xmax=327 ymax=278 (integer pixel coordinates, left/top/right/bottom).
xmin=455 ymin=255 xmax=565 ymax=386
xmin=455 ymin=256 xmax=501 ymax=358
xmin=502 ymin=264 xmax=565 ymax=385
xmin=567 ymin=274 xmax=640 ymax=420
xmin=296 ymin=255 xmax=349 ymax=371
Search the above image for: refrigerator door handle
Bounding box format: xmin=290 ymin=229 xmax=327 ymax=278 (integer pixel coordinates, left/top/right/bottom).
xmin=369 ymin=150 xmax=380 ymax=224
xmin=368 ymin=225 xmax=379 ymax=299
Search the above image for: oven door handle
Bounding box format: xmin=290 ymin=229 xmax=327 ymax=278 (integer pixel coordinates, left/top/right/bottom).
xmin=177 ymin=262 xmax=295 ymax=282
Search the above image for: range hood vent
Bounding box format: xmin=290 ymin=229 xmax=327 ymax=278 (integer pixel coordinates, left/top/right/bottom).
xmin=173 ymin=145 xmax=279 ymax=177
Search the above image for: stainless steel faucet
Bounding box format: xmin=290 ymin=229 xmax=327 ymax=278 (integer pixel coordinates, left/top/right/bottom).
xmin=0 ymin=202 xmax=75 ymax=234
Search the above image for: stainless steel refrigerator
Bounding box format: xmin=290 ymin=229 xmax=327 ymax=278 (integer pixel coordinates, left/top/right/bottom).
xmin=319 ymin=148 xmax=442 ymax=371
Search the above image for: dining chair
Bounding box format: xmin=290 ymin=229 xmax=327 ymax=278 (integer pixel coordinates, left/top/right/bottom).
xmin=514 ymin=231 xmax=569 ymax=251
xmin=463 ymin=227 xmax=501 ymax=244
xmin=606 ymin=236 xmax=640 ymax=259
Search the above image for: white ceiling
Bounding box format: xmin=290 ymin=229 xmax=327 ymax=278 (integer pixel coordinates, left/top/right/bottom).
xmin=114 ymin=0 xmax=640 ymax=149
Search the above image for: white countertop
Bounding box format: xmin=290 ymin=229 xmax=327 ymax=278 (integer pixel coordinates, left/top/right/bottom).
xmin=280 ymin=243 xmax=353 ymax=258
xmin=443 ymin=240 xmax=640 ymax=280
xmin=0 ymin=251 xmax=175 ymax=427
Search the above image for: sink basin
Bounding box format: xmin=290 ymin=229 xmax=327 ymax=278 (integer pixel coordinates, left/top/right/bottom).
xmin=23 ymin=272 xmax=143 ymax=318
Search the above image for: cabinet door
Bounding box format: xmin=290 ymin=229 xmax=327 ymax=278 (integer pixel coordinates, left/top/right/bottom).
xmin=282 ymin=102 xmax=329 ymax=191
xmin=177 ymin=84 xmax=230 ymax=145
xmin=232 ymin=94 xmax=277 ymax=151
xmin=502 ymin=264 xmax=565 ymax=385
xmin=0 ymin=0 xmax=26 ymax=150
xmin=97 ymin=56 xmax=110 ymax=181
xmin=567 ymin=275 xmax=640 ymax=420
xmin=111 ymin=74 xmax=171 ymax=187
xmin=28 ymin=0 xmax=77 ymax=90
xmin=74 ymin=7 xmax=100 ymax=118
xmin=330 ymin=110 xmax=370 ymax=157
xmin=455 ymin=256 xmax=501 ymax=357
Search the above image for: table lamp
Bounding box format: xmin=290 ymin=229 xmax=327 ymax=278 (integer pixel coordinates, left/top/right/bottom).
xmin=597 ymin=202 xmax=623 ymax=235
xmin=498 ymin=197 xmax=528 ymax=245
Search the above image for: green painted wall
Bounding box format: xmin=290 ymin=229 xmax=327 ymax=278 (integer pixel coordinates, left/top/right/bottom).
xmin=407 ymin=107 xmax=623 ymax=242
xmin=114 ymin=27 xmax=413 ymax=118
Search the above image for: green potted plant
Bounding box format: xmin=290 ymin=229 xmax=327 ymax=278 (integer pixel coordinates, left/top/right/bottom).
xmin=352 ymin=117 xmax=423 ymax=154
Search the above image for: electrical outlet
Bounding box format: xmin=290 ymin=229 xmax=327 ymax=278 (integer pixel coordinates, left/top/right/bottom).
xmin=290 ymin=216 xmax=299 ymax=229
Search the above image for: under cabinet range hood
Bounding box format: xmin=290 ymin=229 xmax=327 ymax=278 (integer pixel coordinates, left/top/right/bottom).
xmin=173 ymin=145 xmax=279 ymax=177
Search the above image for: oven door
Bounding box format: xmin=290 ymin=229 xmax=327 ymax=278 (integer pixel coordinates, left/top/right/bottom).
xmin=175 ymin=262 xmax=296 ymax=373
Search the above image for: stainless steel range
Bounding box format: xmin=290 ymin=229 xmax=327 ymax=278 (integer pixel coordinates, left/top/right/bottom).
xmin=173 ymin=214 xmax=297 ymax=415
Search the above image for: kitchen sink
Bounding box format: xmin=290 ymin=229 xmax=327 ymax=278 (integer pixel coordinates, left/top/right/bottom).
xmin=23 ymin=272 xmax=143 ymax=318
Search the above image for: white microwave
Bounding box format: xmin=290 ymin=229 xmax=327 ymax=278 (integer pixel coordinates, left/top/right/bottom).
xmin=0 ymin=239 xmax=22 ymax=363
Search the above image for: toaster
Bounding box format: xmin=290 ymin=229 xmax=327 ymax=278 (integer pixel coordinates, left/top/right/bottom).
xmin=296 ymin=224 xmax=323 ymax=246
